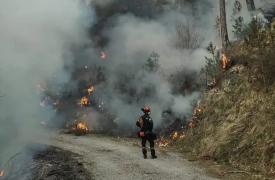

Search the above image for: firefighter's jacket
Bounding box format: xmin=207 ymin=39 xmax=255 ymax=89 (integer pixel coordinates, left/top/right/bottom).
xmin=136 ymin=114 xmax=156 ymax=140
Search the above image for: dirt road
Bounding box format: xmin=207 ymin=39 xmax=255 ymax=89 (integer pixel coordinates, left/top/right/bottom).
xmin=46 ymin=134 xmax=219 ymax=180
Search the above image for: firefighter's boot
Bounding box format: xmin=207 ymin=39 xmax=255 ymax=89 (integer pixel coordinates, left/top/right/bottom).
xmin=151 ymin=148 xmax=157 ymax=159
xmin=142 ymin=148 xmax=147 ymax=159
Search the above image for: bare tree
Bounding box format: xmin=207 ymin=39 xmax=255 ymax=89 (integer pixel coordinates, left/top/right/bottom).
xmin=219 ymin=0 xmax=229 ymax=49
xmin=246 ymin=0 xmax=256 ymax=15
xmin=175 ymin=22 xmax=203 ymax=49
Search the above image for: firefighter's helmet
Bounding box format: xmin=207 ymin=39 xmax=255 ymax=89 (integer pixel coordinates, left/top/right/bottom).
xmin=141 ymin=106 xmax=151 ymax=113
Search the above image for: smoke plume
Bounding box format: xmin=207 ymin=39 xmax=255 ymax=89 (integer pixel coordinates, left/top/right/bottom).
xmin=0 ymin=0 xmax=219 ymax=168
xmin=65 ymin=0 xmax=217 ymax=134
xmin=0 ymin=0 xmax=91 ymax=173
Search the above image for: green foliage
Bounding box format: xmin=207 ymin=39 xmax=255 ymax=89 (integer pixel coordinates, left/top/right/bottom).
xmin=200 ymin=42 xmax=221 ymax=87
xmin=231 ymin=1 xmax=246 ymax=40
xmin=232 ymin=16 xmax=245 ymax=39
xmin=239 ymin=18 xmax=275 ymax=87
xmin=244 ymin=18 xmax=267 ymax=49
xmin=232 ymin=18 xmax=275 ymax=50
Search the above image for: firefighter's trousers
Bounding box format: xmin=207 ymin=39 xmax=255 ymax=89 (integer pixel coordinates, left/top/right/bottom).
xmin=141 ymin=137 xmax=156 ymax=157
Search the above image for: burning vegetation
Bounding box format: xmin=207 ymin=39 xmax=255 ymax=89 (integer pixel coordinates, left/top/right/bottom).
xmin=0 ymin=0 xmax=241 ymax=179
xmin=72 ymin=120 xmax=90 ymax=135
xmin=34 ymin=0 xmax=209 ymax=141
xmin=221 ymin=53 xmax=230 ymax=70
xmin=156 ymin=103 xmax=202 ymax=148
xmin=156 ymin=131 xmax=186 ymax=148
xmin=70 ymin=85 xmax=97 ymax=135
xmin=76 ymin=121 xmax=89 ymax=131
xmin=157 ymin=136 xmax=169 ymax=148
xmin=87 ymin=86 xmax=94 ymax=95
xmin=179 ymin=14 xmax=275 ymax=177
xmin=1 ymin=0 xmax=275 ymax=179
xmin=171 ymin=131 xmax=186 ymax=141
xmin=79 ymin=96 xmax=90 ymax=107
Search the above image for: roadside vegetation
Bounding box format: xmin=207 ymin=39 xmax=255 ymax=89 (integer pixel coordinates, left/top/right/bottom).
xmin=180 ymin=13 xmax=275 ymax=179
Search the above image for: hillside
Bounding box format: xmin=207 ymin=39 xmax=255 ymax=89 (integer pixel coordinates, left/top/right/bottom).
xmin=180 ymin=23 xmax=275 ymax=179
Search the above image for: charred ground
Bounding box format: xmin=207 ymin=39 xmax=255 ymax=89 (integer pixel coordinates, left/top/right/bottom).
xmin=31 ymin=146 xmax=92 ymax=180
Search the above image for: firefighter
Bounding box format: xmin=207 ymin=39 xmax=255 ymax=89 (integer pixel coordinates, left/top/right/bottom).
xmin=136 ymin=106 xmax=157 ymax=159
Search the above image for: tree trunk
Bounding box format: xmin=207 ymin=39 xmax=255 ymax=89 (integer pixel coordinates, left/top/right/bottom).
xmin=219 ymin=0 xmax=229 ymax=50
xmin=246 ymin=0 xmax=256 ymax=14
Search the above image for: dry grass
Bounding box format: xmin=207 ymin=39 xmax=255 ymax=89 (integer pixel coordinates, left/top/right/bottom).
xmin=180 ymin=63 xmax=275 ymax=178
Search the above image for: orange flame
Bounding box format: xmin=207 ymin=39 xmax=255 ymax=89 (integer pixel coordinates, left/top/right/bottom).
xmin=157 ymin=131 xmax=186 ymax=148
xmin=80 ymin=96 xmax=89 ymax=106
xmin=194 ymin=106 xmax=202 ymax=115
xmin=157 ymin=137 xmax=169 ymax=147
xmin=87 ymin=86 xmax=94 ymax=95
xmin=0 ymin=170 xmax=4 ymax=177
xmin=76 ymin=122 xmax=89 ymax=131
xmin=172 ymin=132 xmax=178 ymax=140
xmin=100 ymin=51 xmax=107 ymax=60
xmin=171 ymin=131 xmax=185 ymax=141
xmin=221 ymin=53 xmax=230 ymax=70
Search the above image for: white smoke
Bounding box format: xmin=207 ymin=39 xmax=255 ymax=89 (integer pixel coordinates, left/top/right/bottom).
xmin=101 ymin=13 xmax=206 ymax=124
xmin=255 ymin=0 xmax=275 ymax=9
xmin=0 ymin=0 xmax=92 ymax=170
xmin=76 ymin=2 xmax=217 ymax=132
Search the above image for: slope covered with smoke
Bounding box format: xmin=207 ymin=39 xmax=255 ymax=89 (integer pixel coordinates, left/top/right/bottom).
xmin=0 ymin=0 xmax=218 ymax=170
xmin=57 ymin=0 xmax=219 ymax=135
xmin=0 ymin=0 xmax=91 ymax=172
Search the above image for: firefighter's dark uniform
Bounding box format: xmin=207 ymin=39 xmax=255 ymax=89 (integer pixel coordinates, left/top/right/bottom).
xmin=136 ymin=113 xmax=157 ymax=159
